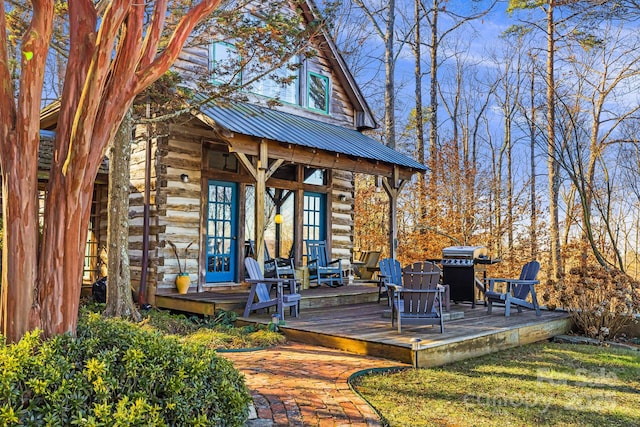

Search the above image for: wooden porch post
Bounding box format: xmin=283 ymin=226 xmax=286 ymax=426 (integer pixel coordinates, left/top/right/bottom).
xmin=235 ymin=140 xmax=284 ymax=273
xmin=255 ymin=141 xmax=267 ymax=268
xmin=382 ymin=166 xmax=406 ymax=260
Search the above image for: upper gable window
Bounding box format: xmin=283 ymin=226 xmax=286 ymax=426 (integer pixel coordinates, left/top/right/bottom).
xmin=210 ymin=42 xmax=240 ymax=85
xmin=245 ymin=55 xmax=299 ymax=104
xmin=307 ymin=72 xmax=330 ymax=114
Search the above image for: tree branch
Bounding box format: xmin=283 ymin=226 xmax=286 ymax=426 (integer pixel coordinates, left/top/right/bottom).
xmin=135 ymin=0 xmax=223 ymax=92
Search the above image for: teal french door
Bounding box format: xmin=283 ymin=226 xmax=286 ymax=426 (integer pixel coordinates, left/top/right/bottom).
xmin=303 ymin=191 xmax=326 ymax=262
xmin=206 ymin=180 xmax=237 ymax=282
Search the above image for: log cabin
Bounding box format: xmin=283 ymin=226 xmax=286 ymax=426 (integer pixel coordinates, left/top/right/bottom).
xmin=40 ymin=0 xmax=427 ymax=305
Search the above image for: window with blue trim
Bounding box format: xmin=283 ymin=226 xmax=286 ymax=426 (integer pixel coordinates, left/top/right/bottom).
xmin=303 ymin=192 xmax=325 ymax=263
xmin=209 ymin=42 xmax=241 ymax=85
xmin=209 ymin=41 xmax=299 ymax=104
xmin=307 ymin=72 xmax=329 ymax=113
xmin=245 ymin=55 xmax=299 ymax=104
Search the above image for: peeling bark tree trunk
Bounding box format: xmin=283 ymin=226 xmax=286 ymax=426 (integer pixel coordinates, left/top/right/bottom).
xmin=0 ymin=0 xmax=54 ymax=340
xmin=0 ymin=0 xmax=222 ymax=342
xmin=104 ymin=110 xmax=140 ymax=320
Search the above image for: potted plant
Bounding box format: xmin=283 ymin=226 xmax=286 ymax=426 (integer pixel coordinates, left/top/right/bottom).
xmin=168 ymin=240 xmax=194 ymax=294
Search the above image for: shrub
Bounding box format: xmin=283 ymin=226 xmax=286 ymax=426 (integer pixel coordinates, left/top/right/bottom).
xmin=0 ymin=312 xmax=251 ymax=426
xmin=543 ymin=265 xmax=640 ymax=340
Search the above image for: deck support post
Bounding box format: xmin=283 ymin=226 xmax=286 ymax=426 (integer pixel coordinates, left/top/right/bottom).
xmin=382 ymin=168 xmax=406 ymax=260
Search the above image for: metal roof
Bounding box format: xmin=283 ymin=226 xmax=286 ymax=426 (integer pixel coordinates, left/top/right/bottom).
xmin=199 ymin=102 xmax=427 ymax=172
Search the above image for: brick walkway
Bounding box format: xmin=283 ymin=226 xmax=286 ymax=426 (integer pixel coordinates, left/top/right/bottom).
xmin=221 ymin=343 xmax=407 ymax=426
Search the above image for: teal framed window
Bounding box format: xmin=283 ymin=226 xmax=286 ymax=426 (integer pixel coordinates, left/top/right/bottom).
xmin=246 ymin=55 xmax=299 ymax=104
xmin=209 ymin=41 xmax=299 ymax=103
xmin=209 ymin=42 xmax=240 ymax=85
xmin=307 ymin=72 xmax=329 ymax=113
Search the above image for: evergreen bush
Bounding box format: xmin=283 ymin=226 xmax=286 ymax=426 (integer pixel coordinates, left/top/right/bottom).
xmin=0 ymin=312 xmax=251 ymax=426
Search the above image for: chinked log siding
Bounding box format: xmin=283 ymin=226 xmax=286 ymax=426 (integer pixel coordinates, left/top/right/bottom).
xmin=131 ymin=119 xmax=358 ymax=292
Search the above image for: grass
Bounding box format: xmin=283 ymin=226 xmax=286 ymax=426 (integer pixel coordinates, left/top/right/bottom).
xmin=352 ymin=342 xmax=640 ymax=427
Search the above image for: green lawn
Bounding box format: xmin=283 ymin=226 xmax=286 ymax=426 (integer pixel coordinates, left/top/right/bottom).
xmin=352 ymin=342 xmax=640 ymax=427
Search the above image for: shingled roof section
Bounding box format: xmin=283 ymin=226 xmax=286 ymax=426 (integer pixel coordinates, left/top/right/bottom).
xmin=39 ymin=130 xmax=109 ymax=175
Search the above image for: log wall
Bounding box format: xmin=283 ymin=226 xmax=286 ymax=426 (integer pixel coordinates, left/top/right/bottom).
xmin=331 ymin=169 xmax=355 ymax=263
xmin=176 ymin=40 xmax=357 ymax=129
xmin=130 ymin=123 xmax=205 ymax=296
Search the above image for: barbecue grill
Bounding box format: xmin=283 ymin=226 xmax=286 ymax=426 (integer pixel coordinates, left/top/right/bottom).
xmin=441 ymin=246 xmax=492 ymax=308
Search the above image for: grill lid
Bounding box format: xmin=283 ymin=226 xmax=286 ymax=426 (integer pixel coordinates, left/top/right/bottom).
xmin=442 ymin=246 xmax=488 ymax=259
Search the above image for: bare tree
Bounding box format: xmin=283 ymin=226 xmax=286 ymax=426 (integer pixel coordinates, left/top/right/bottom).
xmin=351 ymin=0 xmax=400 ymax=149
xmin=420 ymin=0 xmax=495 ymax=216
xmin=554 ymin=22 xmax=640 ymax=270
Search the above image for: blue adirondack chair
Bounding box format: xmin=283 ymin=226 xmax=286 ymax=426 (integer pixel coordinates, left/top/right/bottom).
xmin=378 ymin=258 xmax=402 ymax=305
xmin=484 ymin=260 xmax=541 ymax=317
xmin=243 ymin=257 xmax=301 ymax=318
xmin=388 ymin=262 xmax=445 ymax=333
xmin=306 ymin=240 xmax=343 ymax=288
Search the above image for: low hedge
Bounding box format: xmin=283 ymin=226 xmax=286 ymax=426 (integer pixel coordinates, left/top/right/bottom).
xmin=0 ymin=312 xmax=251 ymax=426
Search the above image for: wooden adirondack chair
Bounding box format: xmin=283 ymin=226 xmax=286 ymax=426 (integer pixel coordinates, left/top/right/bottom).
xmin=378 ymin=258 xmax=402 ymax=305
xmin=420 ymin=261 xmax=450 ymax=312
xmin=307 ymin=240 xmax=343 ymax=288
xmin=243 ymin=257 xmax=301 ymax=318
xmin=354 ymin=250 xmax=381 ymax=280
xmin=484 ymin=260 xmax=541 ymax=317
xmin=388 ymin=262 xmax=445 ymax=333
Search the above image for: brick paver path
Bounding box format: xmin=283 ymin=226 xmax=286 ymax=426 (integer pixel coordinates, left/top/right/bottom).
xmin=221 ymin=342 xmax=407 ymax=426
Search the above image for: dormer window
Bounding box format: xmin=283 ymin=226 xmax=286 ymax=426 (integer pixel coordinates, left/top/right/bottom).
xmin=307 ymin=72 xmax=329 ymax=114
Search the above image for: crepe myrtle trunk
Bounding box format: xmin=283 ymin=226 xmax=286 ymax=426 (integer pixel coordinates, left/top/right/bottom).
xmin=36 ymin=167 xmax=96 ymax=335
xmin=0 ymin=0 xmax=54 ymax=341
xmin=0 ymin=0 xmax=223 ymax=342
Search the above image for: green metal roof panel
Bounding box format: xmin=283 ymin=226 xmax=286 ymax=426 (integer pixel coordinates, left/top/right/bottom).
xmin=199 ymin=102 xmax=427 ymax=171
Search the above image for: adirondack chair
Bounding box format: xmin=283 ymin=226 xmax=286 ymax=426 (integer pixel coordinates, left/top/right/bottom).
xmin=243 ymin=257 xmax=301 ymax=318
xmin=419 ymin=261 xmax=450 ymax=312
xmin=378 ymin=258 xmax=402 ymax=305
xmin=353 ymin=250 xmax=381 ymax=280
xmin=246 ymin=240 xmax=296 ymax=287
xmin=307 ymin=240 xmax=343 ymax=288
xmin=388 ymin=262 xmax=445 ymax=333
xmin=484 ymin=260 xmax=541 ymax=317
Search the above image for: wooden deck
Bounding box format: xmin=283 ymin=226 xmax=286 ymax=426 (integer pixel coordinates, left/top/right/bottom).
xmin=156 ymin=282 xmax=571 ymax=367
xmin=154 ymin=282 xmax=383 ymax=315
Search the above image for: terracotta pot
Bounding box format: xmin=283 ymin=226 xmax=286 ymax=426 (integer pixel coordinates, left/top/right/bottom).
xmin=175 ymin=274 xmax=190 ymax=294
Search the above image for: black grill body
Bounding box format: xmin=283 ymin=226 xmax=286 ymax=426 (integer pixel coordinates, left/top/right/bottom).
xmin=440 ymin=246 xmax=489 ymax=308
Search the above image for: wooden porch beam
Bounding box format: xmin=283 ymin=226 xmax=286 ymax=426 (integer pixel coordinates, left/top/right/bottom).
xmin=382 ymin=168 xmax=407 ymax=260
xmin=255 ymin=140 xmax=268 ymax=269
xmin=225 ymin=133 xmax=417 ymax=180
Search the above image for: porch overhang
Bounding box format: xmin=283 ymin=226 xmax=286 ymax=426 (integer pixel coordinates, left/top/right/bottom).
xmin=193 ymin=102 xmax=427 ymax=180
